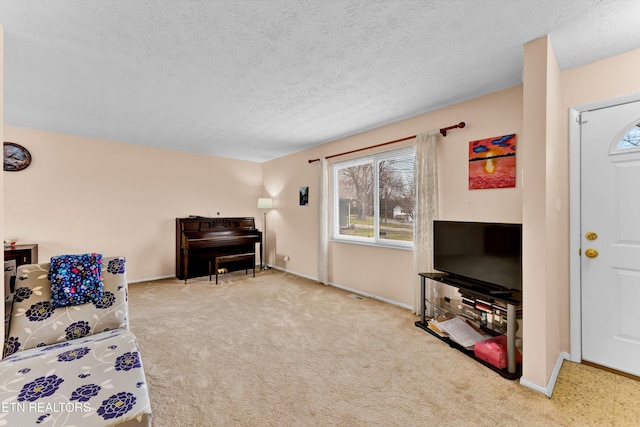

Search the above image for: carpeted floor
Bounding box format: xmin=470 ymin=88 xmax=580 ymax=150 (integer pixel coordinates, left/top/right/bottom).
xmin=127 ymin=269 xmax=640 ymax=426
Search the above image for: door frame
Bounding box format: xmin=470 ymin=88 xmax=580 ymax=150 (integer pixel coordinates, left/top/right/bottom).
xmin=569 ymin=92 xmax=640 ymax=363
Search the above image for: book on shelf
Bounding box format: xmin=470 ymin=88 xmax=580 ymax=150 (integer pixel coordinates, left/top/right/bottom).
xmin=492 ymin=300 xmax=507 ymax=309
xmin=435 ymin=317 xmax=487 ymax=349
xmin=460 ymin=305 xmax=482 ymax=322
xmin=427 ymin=317 xmax=452 ymax=337
xmin=475 ymin=298 xmax=493 ymax=313
xmin=461 ymin=296 xmax=476 ymax=308
xmin=492 ymin=304 xmax=523 ymax=319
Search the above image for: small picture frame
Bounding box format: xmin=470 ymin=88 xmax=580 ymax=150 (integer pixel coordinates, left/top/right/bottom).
xmin=299 ymin=186 xmax=309 ymax=206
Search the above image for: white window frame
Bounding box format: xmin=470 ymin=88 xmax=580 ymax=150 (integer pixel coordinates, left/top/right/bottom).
xmin=331 ymin=147 xmax=415 ymax=249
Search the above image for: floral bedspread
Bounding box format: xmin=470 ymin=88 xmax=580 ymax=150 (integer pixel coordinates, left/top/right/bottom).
xmin=1 ymin=256 xmax=152 ymax=426
xmin=0 ymin=328 xmax=151 ymax=426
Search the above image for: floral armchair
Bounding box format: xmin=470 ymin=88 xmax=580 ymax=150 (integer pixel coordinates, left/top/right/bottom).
xmin=0 ymin=256 xmax=152 ymax=426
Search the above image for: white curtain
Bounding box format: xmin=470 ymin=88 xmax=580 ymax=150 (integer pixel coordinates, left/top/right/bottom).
xmin=318 ymin=158 xmax=329 ymax=285
xmin=413 ymin=131 xmax=439 ymax=314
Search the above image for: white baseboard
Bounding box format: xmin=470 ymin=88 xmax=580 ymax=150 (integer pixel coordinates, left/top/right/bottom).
xmin=133 ymin=265 xmax=411 ymax=311
xmin=328 ymin=281 xmax=413 ymax=310
xmin=269 ymin=265 xmax=317 ymax=282
xmin=520 ymin=351 xmax=570 ymax=398
xmin=132 ymin=262 xmax=266 ymax=284
xmin=129 ymin=274 xmax=175 ymax=284
xmin=269 ymin=265 xmax=413 ymax=311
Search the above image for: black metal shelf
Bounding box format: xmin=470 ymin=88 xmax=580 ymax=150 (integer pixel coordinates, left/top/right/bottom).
xmin=416 ymin=272 xmax=522 ymax=380
xmin=414 ymin=320 xmax=521 ymax=380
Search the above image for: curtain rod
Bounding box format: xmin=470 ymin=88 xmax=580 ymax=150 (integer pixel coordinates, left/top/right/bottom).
xmin=307 ymin=121 xmax=465 ymax=163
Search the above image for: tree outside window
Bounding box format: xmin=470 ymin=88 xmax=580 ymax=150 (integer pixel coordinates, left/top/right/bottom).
xmin=617 ymin=123 xmax=640 ymax=150
xmin=333 ymin=148 xmax=415 ymax=247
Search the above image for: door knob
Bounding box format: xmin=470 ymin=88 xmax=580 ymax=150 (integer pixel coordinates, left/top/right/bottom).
xmin=585 ymin=232 xmax=598 ymax=240
xmin=585 ymin=248 xmax=599 ymax=258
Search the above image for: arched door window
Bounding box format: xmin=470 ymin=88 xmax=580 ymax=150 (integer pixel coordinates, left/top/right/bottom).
xmin=613 ymin=122 xmax=640 ymax=153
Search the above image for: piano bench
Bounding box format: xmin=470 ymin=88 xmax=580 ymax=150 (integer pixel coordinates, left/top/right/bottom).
xmin=210 ymin=252 xmax=256 ymax=284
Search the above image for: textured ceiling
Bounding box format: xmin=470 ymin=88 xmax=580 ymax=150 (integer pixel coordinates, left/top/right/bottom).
xmin=2 ymin=0 xmax=640 ymax=162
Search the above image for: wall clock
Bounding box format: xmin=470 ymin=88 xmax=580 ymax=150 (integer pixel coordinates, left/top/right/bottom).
xmin=3 ymin=142 xmax=32 ymax=171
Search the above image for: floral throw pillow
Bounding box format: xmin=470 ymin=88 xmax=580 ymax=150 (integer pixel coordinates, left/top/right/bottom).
xmin=49 ymin=253 xmax=104 ymax=309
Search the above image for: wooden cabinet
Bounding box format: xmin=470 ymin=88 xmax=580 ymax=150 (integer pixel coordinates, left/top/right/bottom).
xmin=4 ymin=244 xmax=38 ymax=268
xmin=4 ymin=244 xmax=38 ymax=295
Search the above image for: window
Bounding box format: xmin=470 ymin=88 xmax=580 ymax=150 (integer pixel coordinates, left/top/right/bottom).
xmin=615 ymin=122 xmax=640 ymax=152
xmin=332 ymin=147 xmax=415 ymax=248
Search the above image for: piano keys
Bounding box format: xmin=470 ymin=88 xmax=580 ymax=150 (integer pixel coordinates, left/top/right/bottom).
xmin=175 ymin=217 xmax=263 ymax=282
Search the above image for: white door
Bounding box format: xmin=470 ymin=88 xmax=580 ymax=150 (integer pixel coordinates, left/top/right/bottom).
xmin=581 ymin=100 xmax=640 ymax=377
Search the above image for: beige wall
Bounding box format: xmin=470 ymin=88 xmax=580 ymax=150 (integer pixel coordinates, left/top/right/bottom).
xmin=3 ymin=126 xmax=263 ymax=281
xmin=1 ymin=24 xmax=5 ymax=345
xmin=521 ymin=41 xmax=640 ymax=389
xmin=521 ymin=36 xmax=567 ymax=388
xmin=263 ymin=86 xmax=524 ymax=307
xmin=563 ymin=48 xmax=640 ymax=107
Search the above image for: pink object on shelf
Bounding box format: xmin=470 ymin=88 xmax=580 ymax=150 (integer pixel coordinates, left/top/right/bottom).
xmin=473 ymin=335 xmax=521 ymax=370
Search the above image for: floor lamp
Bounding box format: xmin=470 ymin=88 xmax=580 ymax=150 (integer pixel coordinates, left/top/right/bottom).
xmin=257 ymin=197 xmax=273 ymax=269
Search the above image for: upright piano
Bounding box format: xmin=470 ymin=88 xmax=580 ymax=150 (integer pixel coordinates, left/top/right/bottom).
xmin=176 ymin=217 xmax=262 ymax=281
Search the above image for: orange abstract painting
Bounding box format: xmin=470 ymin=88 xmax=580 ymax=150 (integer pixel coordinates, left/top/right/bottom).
xmin=468 ymin=134 xmax=516 ymax=190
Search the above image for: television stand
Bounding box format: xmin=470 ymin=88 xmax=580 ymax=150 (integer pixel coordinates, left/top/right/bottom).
xmin=488 ymin=290 xmax=513 ymax=296
xmin=415 ymin=272 xmax=522 ymax=380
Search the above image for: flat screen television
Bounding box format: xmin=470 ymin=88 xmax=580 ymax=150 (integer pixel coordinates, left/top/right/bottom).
xmin=433 ymin=220 xmax=522 ymax=294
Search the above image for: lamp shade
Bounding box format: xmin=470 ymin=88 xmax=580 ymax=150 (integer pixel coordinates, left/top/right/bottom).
xmin=257 ymin=198 xmax=273 ymax=209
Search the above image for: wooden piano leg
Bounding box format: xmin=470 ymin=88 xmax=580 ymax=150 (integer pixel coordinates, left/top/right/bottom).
xmin=183 ymin=249 xmax=189 ymax=284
